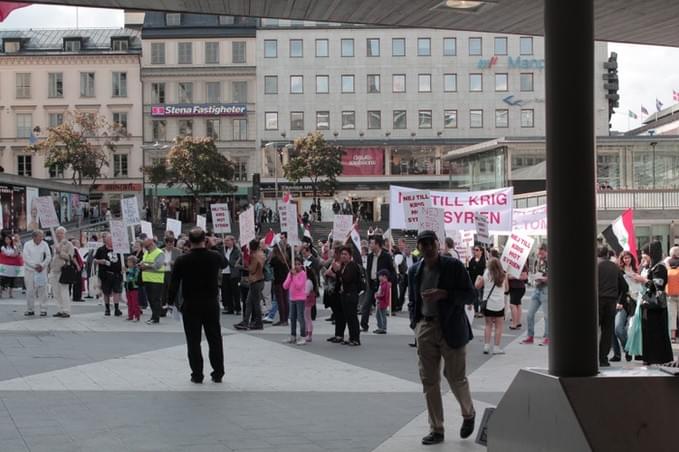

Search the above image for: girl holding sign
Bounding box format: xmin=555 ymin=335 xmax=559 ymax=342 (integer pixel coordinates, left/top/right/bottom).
xmin=475 ymin=258 xmax=507 ymax=355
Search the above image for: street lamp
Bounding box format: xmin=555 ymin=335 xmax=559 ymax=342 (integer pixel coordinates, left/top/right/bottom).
xmin=650 ymin=141 xmax=658 ymax=189
xmin=265 ymin=142 xmax=289 ymax=215
xmin=141 ymin=142 xmax=169 ymax=224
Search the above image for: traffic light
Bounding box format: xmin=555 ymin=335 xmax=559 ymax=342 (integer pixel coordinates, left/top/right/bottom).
xmin=603 ymin=52 xmax=619 ymax=121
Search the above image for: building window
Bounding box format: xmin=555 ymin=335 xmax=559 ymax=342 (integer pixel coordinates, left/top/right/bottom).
xmin=341 ymin=111 xmax=355 ymax=129
xmin=80 ymin=72 xmax=95 ymax=97
xmin=112 ymin=38 xmax=128 ymax=51
xmin=49 ymin=164 xmax=65 ymax=178
xmin=367 ymin=110 xmax=381 ymax=129
xmin=63 ymin=39 xmax=81 ymax=52
xmin=315 ymin=39 xmax=328 ymax=57
xmin=166 ymin=13 xmax=181 ymax=26
xmin=48 ymin=113 xmax=64 ymax=128
xmin=16 ymin=113 xmax=32 ymax=138
xmin=418 ymin=74 xmax=431 ymax=92
xmin=290 ymin=75 xmax=304 ymax=94
xmin=112 ymin=72 xmax=127 ymax=97
xmin=393 ymin=74 xmax=406 ymax=93
xmin=152 ymin=120 xmax=166 ymax=141
xmin=265 ymin=112 xmax=278 ymax=130
xmin=205 ymin=42 xmax=219 ymax=64
xmin=15 ymin=73 xmax=30 ymax=98
xmin=206 ymin=119 xmax=220 ymax=140
xmin=444 ymin=110 xmax=457 ymax=128
xmin=418 ymin=110 xmax=432 ymax=128
xmin=494 ymin=37 xmax=508 ymax=55
xmin=151 ymin=82 xmax=165 ymax=103
xmin=392 ymin=37 xmax=406 ymax=56
xmin=367 ymin=38 xmax=380 ymax=57
xmin=469 ymin=37 xmax=482 ymax=56
xmin=469 ymin=73 xmax=483 ymax=92
xmin=178 ymin=119 xmax=193 ymax=137
xmin=178 ymin=82 xmax=193 ymax=103
xmin=113 ymin=154 xmax=128 ymax=177
xmin=470 ymin=109 xmax=483 ymax=128
xmin=206 ymin=82 xmax=221 ymax=103
xmin=233 ymin=158 xmax=248 ymax=182
xmin=17 ymin=155 xmax=32 ymax=176
xmin=443 ymin=37 xmax=457 ymax=56
xmin=219 ymin=15 xmax=234 ymax=25
xmin=264 ymin=39 xmax=277 ymax=58
xmin=417 ymin=38 xmax=431 ymax=56
xmin=178 ymin=42 xmax=192 ymax=64
xmin=232 ymin=81 xmax=247 ymax=103
xmin=151 ymin=42 xmax=165 ymax=64
xmin=316 ymin=75 xmax=329 ymax=94
xmin=393 ymin=110 xmax=407 ymax=129
xmin=495 ymin=73 xmax=508 ymax=91
xmin=233 ymin=119 xmax=247 ymax=140
xmin=521 ymin=109 xmax=535 ymax=127
xmin=495 ymin=109 xmax=509 ymax=128
xmin=367 ymin=74 xmax=380 ymax=93
xmin=291 ymin=112 xmax=304 ymax=130
xmin=4 ymin=40 xmax=20 ymax=53
xmin=341 ymin=38 xmax=354 ymax=57
xmin=520 ymin=73 xmax=534 ymax=92
xmin=48 ymin=72 xmax=63 ymax=98
xmin=232 ymin=41 xmax=246 ymax=63
xmin=316 ymin=111 xmax=329 ymax=130
xmin=341 ymin=75 xmax=355 ymax=93
xmin=264 ymin=76 xmax=278 ymax=94
xmin=520 ymin=37 xmax=533 ymax=55
xmin=290 ymin=39 xmax=303 ymax=57
xmin=112 ymin=112 xmax=128 ymax=132
xmin=443 ymin=73 xmax=457 ymax=92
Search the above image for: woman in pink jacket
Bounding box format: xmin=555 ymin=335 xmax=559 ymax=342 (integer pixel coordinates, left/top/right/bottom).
xmin=282 ymin=258 xmax=312 ymax=345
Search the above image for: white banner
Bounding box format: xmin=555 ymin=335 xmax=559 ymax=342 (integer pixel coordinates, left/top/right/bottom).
xmin=512 ymin=204 xmax=547 ymax=236
xmin=389 ymin=185 xmax=514 ymax=232
xmin=26 ymin=187 xmax=39 ymax=231
xmin=285 ymin=203 xmax=300 ymax=245
xmin=166 ymin=218 xmax=182 ymax=237
xmin=239 ymin=208 xmax=256 ymax=246
xmin=417 ymin=206 xmax=447 ymax=251
xmin=196 ymin=215 xmax=207 ymax=231
xmin=500 ymin=232 xmax=535 ymax=279
xmin=121 ymin=196 xmax=141 ymax=226
xmin=475 ymin=214 xmax=492 ymax=245
xmin=140 ymin=220 xmax=153 ymax=238
xmin=210 ymin=204 xmax=232 ymax=233
xmin=332 ymin=215 xmax=354 ymax=242
xmin=110 ymin=220 xmax=130 ymax=254
xmin=401 ymin=191 xmax=431 ymax=229
xmin=35 ymin=196 xmax=60 ymax=228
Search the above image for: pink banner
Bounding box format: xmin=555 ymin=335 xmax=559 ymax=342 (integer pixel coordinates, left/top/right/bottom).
xmin=341 ymin=148 xmax=384 ymax=176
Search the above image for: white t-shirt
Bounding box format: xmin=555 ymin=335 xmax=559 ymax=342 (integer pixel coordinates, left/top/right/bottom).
xmin=483 ymin=269 xmax=505 ymax=312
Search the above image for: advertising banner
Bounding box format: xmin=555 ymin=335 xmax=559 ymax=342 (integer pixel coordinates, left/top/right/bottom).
xmin=210 ymin=204 xmax=232 ymax=233
xmin=500 ymin=232 xmax=535 ymax=279
xmin=341 ymin=148 xmax=384 ymax=176
xmin=151 ymin=103 xmax=247 ymax=117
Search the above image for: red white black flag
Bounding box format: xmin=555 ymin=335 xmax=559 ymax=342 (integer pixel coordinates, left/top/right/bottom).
xmin=0 ymin=2 xmax=29 ymax=22
xmin=602 ymin=209 xmax=637 ymax=261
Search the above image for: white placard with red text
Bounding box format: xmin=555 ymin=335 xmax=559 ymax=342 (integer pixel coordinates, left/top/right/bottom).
xmin=332 ymin=215 xmax=354 ymax=242
xmin=239 ymin=208 xmax=256 ymax=246
xmin=110 ymin=220 xmax=130 ymax=254
xmin=210 ymin=204 xmax=232 ymax=233
xmin=475 ymin=214 xmax=492 ymax=245
xmin=35 ymin=196 xmax=60 ymax=228
xmin=121 ymin=196 xmax=141 ymax=226
xmin=401 ymin=191 xmax=432 ymax=229
xmin=417 ymin=206 xmax=447 ymax=251
xmin=500 ymin=232 xmax=535 ymax=279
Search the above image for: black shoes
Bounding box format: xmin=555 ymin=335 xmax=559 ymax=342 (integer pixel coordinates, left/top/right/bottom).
xmin=104 ymin=307 xmax=111 ymax=316
xmin=625 ymin=353 xmax=632 ymax=362
xmin=40 ymin=312 xmax=47 ymax=317
xmin=24 ymin=311 xmax=35 ymax=316
xmin=190 ymin=376 xmax=203 ymax=384
xmin=53 ymin=312 xmax=70 ymax=318
xmin=114 ymin=309 xmax=123 ymax=317
xmin=600 ymin=360 xmax=611 ymax=367
xmin=610 ymin=356 xmax=621 ymax=362
xmin=422 ymin=432 xmax=444 ymax=445
xmin=460 ymin=415 xmax=475 ymax=439
xmin=233 ymin=322 xmax=249 ymax=330
xmin=211 ymin=374 xmax=223 ymax=383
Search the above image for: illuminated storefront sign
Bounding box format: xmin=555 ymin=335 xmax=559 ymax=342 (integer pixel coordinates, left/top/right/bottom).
xmin=151 ymin=104 xmax=247 ymax=117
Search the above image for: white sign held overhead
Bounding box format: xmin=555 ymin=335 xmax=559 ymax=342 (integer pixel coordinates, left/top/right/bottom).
xmin=35 ymin=196 xmax=60 ymax=228
xmin=239 ymin=208 xmax=256 ymax=246
xmin=332 ymin=215 xmax=354 ymax=242
xmin=417 ymin=206 xmax=447 ymax=251
xmin=121 ymin=196 xmax=141 ymax=226
xmin=401 ymin=191 xmax=432 ymax=229
xmin=500 ymin=232 xmax=535 ymax=279
xmin=285 ymin=203 xmax=300 ymax=245
xmin=110 ymin=220 xmax=130 ymax=255
xmin=475 ymin=214 xmax=492 ymax=245
xmin=140 ymin=220 xmax=153 ymax=238
xmin=196 ymin=215 xmax=207 ymax=231
xmin=210 ymin=204 xmax=232 ymax=233
xmin=166 ymin=218 xmax=182 ymax=237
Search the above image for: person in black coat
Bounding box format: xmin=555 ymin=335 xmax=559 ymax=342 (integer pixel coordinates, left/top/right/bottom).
xmin=640 ymin=241 xmax=674 ymax=365
xmin=467 ymin=245 xmax=486 ymax=316
xmin=597 ymin=245 xmax=628 ymax=367
xmin=363 ymin=235 xmax=394 ymax=331
xmin=216 ymin=235 xmax=242 ymax=315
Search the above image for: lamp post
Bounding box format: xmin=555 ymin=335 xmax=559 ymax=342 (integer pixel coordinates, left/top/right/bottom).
xmin=650 ymin=141 xmax=658 ymax=189
xmin=141 ymin=141 xmax=169 ymax=224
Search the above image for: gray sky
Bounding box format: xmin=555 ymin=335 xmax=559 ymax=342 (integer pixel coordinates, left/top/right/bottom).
xmin=2 ymin=5 xmax=677 ymax=134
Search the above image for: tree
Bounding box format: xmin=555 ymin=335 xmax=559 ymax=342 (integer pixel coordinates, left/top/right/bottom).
xmin=165 ymin=136 xmax=235 ymax=216
xmin=283 ymin=132 xmax=344 ymax=217
xmin=29 ymin=111 xmax=128 ymax=187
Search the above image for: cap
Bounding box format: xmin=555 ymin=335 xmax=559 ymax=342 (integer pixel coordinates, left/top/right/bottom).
xmin=416 ymin=230 xmax=438 ymax=243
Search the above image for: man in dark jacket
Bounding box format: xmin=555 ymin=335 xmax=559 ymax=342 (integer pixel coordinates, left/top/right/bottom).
xmin=408 ymin=230 xmax=476 ymax=445
xmin=363 ymin=235 xmax=394 ymax=331
xmin=217 ymin=235 xmax=242 ymax=315
xmin=169 ymin=228 xmax=227 ymax=383
xmin=598 ymin=245 xmax=628 ymax=367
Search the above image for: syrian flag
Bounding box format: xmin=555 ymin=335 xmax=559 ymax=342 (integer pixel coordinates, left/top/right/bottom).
xmin=0 ymin=2 xmax=29 ymax=22
xmin=298 ymin=222 xmax=312 ymax=242
xmin=602 ymin=209 xmax=637 ymax=261
xmin=0 ymin=252 xmax=23 ymax=277
xmin=350 ymin=223 xmax=361 ymax=252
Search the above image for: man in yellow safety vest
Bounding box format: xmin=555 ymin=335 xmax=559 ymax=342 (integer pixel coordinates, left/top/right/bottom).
xmin=140 ymin=237 xmax=165 ymax=324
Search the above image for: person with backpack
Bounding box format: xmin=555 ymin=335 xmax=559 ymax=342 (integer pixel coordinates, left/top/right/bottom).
xmin=665 ymin=246 xmax=679 ymax=343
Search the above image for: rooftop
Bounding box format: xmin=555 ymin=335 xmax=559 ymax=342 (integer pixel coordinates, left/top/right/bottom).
xmin=0 ymin=28 xmax=141 ymax=53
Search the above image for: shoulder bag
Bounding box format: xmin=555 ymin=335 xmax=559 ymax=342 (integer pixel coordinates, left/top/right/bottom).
xmin=59 ymin=257 xmax=80 ymax=285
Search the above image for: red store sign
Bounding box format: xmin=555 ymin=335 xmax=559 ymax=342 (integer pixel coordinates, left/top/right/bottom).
xmin=341 ymin=148 xmax=385 ymax=176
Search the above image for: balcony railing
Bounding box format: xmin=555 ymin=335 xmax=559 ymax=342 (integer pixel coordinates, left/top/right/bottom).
xmin=597 ymin=189 xmax=679 ymax=210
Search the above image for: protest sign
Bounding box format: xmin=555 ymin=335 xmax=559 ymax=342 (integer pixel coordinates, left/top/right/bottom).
xmin=453 ymin=231 xmax=471 ymax=261
xmin=140 ymin=220 xmax=153 ymax=238
xmin=475 ymin=214 xmax=492 ymax=245
xmin=332 ymin=215 xmax=354 ymax=242
xmin=121 ymin=196 xmax=141 ymax=226
xmin=166 ymin=218 xmax=182 ymax=237
xmin=512 ymin=204 xmax=547 ymax=236
xmin=210 ymin=204 xmax=232 ymax=233
xmin=389 ymin=185 xmax=513 ymax=232
xmin=417 ymin=206 xmax=447 ymax=251
xmin=35 ymin=196 xmax=60 ymax=228
xmin=196 ymin=215 xmax=207 ymax=231
xmin=500 ymin=232 xmax=535 ymax=279
xmin=278 ymin=204 xmax=290 ymax=231
xmin=239 ymin=208 xmax=256 ymax=246
xmin=285 ymin=203 xmax=300 ymax=245
xmin=401 ymin=191 xmax=431 ymax=229
xmin=110 ymin=220 xmax=130 ymax=254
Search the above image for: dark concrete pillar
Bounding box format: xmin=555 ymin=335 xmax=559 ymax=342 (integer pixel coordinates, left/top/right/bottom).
xmin=545 ymin=0 xmax=598 ymax=377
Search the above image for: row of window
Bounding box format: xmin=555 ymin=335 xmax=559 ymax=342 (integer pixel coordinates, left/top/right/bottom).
xmin=263 ymin=36 xmax=534 ymax=58
xmin=16 ymin=154 xmax=129 ymax=177
xmin=264 ymin=72 xmax=534 ymax=95
xmin=150 ymin=41 xmax=247 ymax=65
xmin=14 ymin=112 xmax=128 ymax=138
xmin=263 ymin=109 xmax=536 ymax=131
xmin=150 ymin=80 xmax=249 ymax=104
xmin=150 ymin=118 xmax=248 ymax=141
xmin=12 ymin=71 xmax=127 ymax=99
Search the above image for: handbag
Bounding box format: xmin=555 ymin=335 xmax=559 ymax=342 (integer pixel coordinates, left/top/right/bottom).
xmin=642 ymin=289 xmax=667 ymax=310
xmin=59 ymin=258 xmax=80 ymax=285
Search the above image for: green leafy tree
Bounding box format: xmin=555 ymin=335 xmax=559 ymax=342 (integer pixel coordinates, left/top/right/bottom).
xmin=283 ymin=132 xmax=344 ymax=214
xmin=29 ymin=111 xmax=128 ymax=188
xmin=165 ymin=136 xmax=235 ymax=216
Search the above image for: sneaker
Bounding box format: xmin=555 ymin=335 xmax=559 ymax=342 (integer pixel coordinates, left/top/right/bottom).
xmin=145 ymin=319 xmax=159 ymax=325
xmin=421 ymin=432 xmax=444 ymax=445
xmin=24 ymin=311 xmax=35 ymax=316
xmin=483 ymin=343 xmax=491 ymax=354
xmin=460 ymin=415 xmax=476 ymax=439
xmin=262 ymin=318 xmax=273 ymax=324
xmin=296 ymin=337 xmax=307 ymax=346
xmin=540 ymin=337 xmax=551 ymax=346
xmin=283 ymin=336 xmax=296 ymax=344
xmin=493 ymin=347 xmax=505 ymax=355
xmin=520 ymin=336 xmax=534 ymax=345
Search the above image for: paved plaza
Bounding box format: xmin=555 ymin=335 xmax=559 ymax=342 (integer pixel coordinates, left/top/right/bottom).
xmin=0 ymin=295 xmax=660 ymax=452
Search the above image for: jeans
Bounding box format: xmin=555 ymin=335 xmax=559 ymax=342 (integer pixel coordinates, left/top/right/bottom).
xmin=244 ymin=281 xmax=264 ymax=327
xmin=376 ymin=308 xmax=388 ymax=331
xmin=289 ymin=300 xmax=306 ymax=337
xmin=526 ymin=286 xmax=548 ymax=338
xmin=265 ymin=298 xmax=279 ymax=320
xmin=612 ymin=308 xmax=629 ymax=358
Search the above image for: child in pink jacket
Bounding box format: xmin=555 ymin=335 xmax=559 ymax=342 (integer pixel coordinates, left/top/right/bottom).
xmin=282 ymin=258 xmax=311 ymax=345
